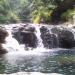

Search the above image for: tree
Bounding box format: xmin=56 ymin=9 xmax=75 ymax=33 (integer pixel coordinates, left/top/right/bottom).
xmin=30 ymin=0 xmax=75 ymax=24
xmin=51 ymin=0 xmax=75 ymax=23
xmin=0 ymin=0 xmax=75 ymax=24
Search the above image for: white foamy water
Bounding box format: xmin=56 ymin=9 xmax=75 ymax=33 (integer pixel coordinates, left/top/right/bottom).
xmin=1 ymin=24 xmax=75 ymax=75
xmin=0 ymin=72 xmax=62 ymax=75
xmin=3 ymin=23 xmax=75 ymax=53
xmin=34 ymin=25 xmax=44 ymax=48
xmin=2 ymin=29 xmax=25 ymax=52
xmin=3 ymin=24 xmax=47 ymax=52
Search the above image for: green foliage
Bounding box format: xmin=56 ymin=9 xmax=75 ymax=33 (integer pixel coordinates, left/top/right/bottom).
xmin=0 ymin=0 xmax=75 ymax=23
xmin=32 ymin=7 xmax=52 ymax=23
xmin=0 ymin=0 xmax=24 ymax=23
xmin=31 ymin=0 xmax=54 ymax=23
xmin=7 ymin=11 xmax=20 ymax=23
xmin=61 ymin=9 xmax=75 ymax=21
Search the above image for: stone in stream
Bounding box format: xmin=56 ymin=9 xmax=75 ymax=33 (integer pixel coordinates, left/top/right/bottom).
xmin=0 ymin=28 xmax=8 ymax=43
xmin=12 ymin=25 xmax=37 ymax=48
xmin=51 ymin=27 xmax=75 ymax=48
xmin=21 ymin=31 xmax=37 ymax=48
xmin=0 ymin=28 xmax=8 ymax=54
xmin=40 ymin=26 xmax=59 ymax=48
xmin=12 ymin=23 xmax=75 ymax=49
xmin=0 ymin=44 xmax=7 ymax=54
xmin=40 ymin=26 xmax=75 ymax=48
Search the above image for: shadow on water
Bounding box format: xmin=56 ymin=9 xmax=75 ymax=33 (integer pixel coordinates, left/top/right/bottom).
xmin=0 ymin=48 xmax=75 ymax=75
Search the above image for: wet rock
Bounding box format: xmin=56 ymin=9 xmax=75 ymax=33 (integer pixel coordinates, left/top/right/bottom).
xmin=12 ymin=24 xmax=75 ymax=49
xmin=12 ymin=26 xmax=37 ymax=48
xmin=40 ymin=26 xmax=58 ymax=48
xmin=19 ymin=26 xmax=35 ymax=32
xmin=51 ymin=27 xmax=75 ymax=48
xmin=0 ymin=28 xmax=8 ymax=54
xmin=21 ymin=31 xmax=37 ymax=48
xmin=0 ymin=28 xmax=8 ymax=43
xmin=0 ymin=44 xmax=7 ymax=54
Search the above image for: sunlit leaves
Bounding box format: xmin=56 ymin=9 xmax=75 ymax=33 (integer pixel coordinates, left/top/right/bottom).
xmin=0 ymin=0 xmax=75 ymax=23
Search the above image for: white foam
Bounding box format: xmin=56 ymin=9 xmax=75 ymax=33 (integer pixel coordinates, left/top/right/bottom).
xmin=0 ymin=72 xmax=62 ymax=75
xmin=2 ymin=29 xmax=25 ymax=52
xmin=34 ymin=25 xmax=44 ymax=48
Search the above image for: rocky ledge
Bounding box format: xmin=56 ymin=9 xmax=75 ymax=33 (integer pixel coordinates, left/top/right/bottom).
xmin=0 ymin=23 xmax=75 ymax=53
xmin=11 ymin=23 xmax=75 ymax=49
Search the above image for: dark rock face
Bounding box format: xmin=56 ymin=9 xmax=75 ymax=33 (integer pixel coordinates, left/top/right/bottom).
xmin=12 ymin=24 xmax=75 ymax=49
xmin=0 ymin=44 xmax=7 ymax=54
xmin=40 ymin=26 xmax=58 ymax=48
xmin=51 ymin=27 xmax=75 ymax=48
xmin=12 ymin=25 xmax=37 ymax=48
xmin=0 ymin=28 xmax=8 ymax=54
xmin=40 ymin=26 xmax=75 ymax=49
xmin=0 ymin=28 xmax=8 ymax=43
xmin=21 ymin=31 xmax=37 ymax=48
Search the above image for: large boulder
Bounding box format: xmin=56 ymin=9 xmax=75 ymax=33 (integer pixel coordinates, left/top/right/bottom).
xmin=40 ymin=26 xmax=75 ymax=49
xmin=51 ymin=27 xmax=75 ymax=48
xmin=12 ymin=25 xmax=37 ymax=48
xmin=40 ymin=26 xmax=58 ymax=48
xmin=0 ymin=28 xmax=8 ymax=43
xmin=0 ymin=44 xmax=7 ymax=54
xmin=12 ymin=24 xmax=75 ymax=49
xmin=20 ymin=31 xmax=37 ymax=48
xmin=0 ymin=28 xmax=8 ymax=54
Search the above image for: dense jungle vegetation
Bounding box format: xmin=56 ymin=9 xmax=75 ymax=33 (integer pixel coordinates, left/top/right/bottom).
xmin=0 ymin=0 xmax=75 ymax=24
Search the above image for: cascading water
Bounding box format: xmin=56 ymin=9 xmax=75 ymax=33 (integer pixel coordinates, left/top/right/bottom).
xmin=2 ymin=30 xmax=20 ymax=52
xmin=0 ymin=23 xmax=75 ymax=75
xmin=2 ymin=25 xmax=25 ymax=52
xmin=47 ymin=26 xmax=59 ymax=48
xmin=2 ymin=23 xmax=75 ymax=52
xmin=33 ymin=25 xmax=44 ymax=48
xmin=1 ymin=24 xmax=55 ymax=53
xmin=2 ymin=24 xmax=47 ymax=53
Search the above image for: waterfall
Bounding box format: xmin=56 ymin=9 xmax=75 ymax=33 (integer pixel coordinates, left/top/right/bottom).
xmin=1 ymin=23 xmax=75 ymax=53
xmin=33 ymin=25 xmax=44 ymax=48
xmin=48 ymin=27 xmax=59 ymax=48
xmin=2 ymin=30 xmax=19 ymax=52
xmin=2 ymin=27 xmax=25 ymax=52
xmin=2 ymin=24 xmax=46 ymax=52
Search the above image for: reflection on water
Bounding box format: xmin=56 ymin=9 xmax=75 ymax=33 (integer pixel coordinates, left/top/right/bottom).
xmin=0 ymin=49 xmax=75 ymax=75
